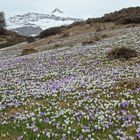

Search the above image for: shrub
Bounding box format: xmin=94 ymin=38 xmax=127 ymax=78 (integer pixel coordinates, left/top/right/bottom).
xmin=117 ymin=17 xmax=140 ymax=25
xmin=61 ymin=32 xmax=70 ymax=38
xmin=101 ymin=34 xmax=108 ymax=38
xmin=47 ymin=40 xmax=53 ymax=44
xmin=39 ymin=26 xmax=64 ymax=38
xmin=117 ymin=18 xmax=132 ymax=25
xmin=0 ymin=28 xmax=6 ymax=35
xmin=107 ymin=47 xmax=138 ymax=60
xmin=86 ymin=18 xmax=94 ymax=24
xmin=27 ymin=36 xmax=36 ymax=43
xmin=0 ymin=12 xmax=6 ymax=35
xmin=82 ymin=40 xmax=95 ymax=46
xmin=21 ymin=48 xmax=38 ymax=56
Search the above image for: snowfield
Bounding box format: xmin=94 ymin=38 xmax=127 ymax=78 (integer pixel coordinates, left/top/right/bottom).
xmin=0 ymin=27 xmax=140 ymax=139
xmin=6 ymin=10 xmax=82 ymax=31
xmin=7 ymin=17 xmax=75 ymax=31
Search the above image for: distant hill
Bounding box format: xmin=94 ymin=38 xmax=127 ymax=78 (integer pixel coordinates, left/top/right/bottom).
xmin=86 ymin=7 xmax=140 ymax=24
xmin=1 ymin=7 xmax=139 ymax=49
xmin=103 ymin=7 xmax=140 ymax=23
xmin=39 ymin=7 xmax=140 ymax=39
xmin=0 ymin=30 xmax=27 ymax=49
xmin=12 ymin=26 xmax=43 ymax=37
xmin=7 ymin=7 xmax=140 ymax=37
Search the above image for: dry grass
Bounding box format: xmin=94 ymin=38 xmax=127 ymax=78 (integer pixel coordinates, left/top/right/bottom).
xmin=22 ymin=22 xmax=123 ymax=50
xmin=95 ymin=24 xmax=102 ymax=32
xmin=21 ymin=48 xmax=38 ymax=56
xmin=118 ymin=78 xmax=140 ymax=89
xmin=107 ymin=47 xmax=138 ymax=60
xmin=82 ymin=40 xmax=95 ymax=46
xmin=13 ymin=21 xmax=139 ymax=51
xmin=27 ymin=36 xmax=36 ymax=43
xmin=60 ymin=32 xmax=70 ymax=38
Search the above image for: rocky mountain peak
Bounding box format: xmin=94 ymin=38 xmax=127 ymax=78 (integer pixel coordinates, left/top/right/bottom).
xmin=6 ymin=9 xmax=83 ymax=36
xmin=51 ymin=8 xmax=63 ymax=14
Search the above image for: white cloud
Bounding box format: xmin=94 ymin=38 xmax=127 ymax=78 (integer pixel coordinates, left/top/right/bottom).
xmin=1 ymin=0 xmax=140 ymax=18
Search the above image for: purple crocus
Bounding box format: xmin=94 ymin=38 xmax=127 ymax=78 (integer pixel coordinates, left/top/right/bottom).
xmin=79 ymin=134 xmax=83 ymax=140
xmin=39 ymin=112 xmax=45 ymax=116
xmin=120 ymin=101 xmax=129 ymax=108
xmin=44 ymin=118 xmax=50 ymax=124
xmin=127 ymin=115 xmax=133 ymax=122
xmin=61 ymin=136 xmax=66 ymax=140
xmin=120 ymin=110 xmax=126 ymax=115
xmin=18 ymin=136 xmax=23 ymax=140
xmin=137 ymin=132 xmax=140 ymax=139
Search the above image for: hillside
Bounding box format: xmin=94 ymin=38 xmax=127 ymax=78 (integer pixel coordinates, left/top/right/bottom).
xmin=37 ymin=7 xmax=140 ymax=40
xmin=0 ymin=7 xmax=140 ymax=140
xmin=0 ymin=24 xmax=140 ymax=140
xmin=86 ymin=7 xmax=140 ymax=24
xmin=0 ymin=30 xmax=27 ymax=49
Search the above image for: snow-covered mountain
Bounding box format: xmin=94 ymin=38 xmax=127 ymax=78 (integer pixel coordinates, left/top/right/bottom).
xmin=6 ymin=8 xmax=82 ymax=36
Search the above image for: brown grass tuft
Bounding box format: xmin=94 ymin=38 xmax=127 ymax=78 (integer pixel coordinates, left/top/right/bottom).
xmin=82 ymin=40 xmax=95 ymax=46
xmin=60 ymin=32 xmax=70 ymax=38
xmin=107 ymin=47 xmax=138 ymax=60
xmin=118 ymin=78 xmax=140 ymax=89
xmin=21 ymin=48 xmax=38 ymax=56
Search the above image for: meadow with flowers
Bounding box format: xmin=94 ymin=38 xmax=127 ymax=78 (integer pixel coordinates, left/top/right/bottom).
xmin=0 ymin=27 xmax=140 ymax=140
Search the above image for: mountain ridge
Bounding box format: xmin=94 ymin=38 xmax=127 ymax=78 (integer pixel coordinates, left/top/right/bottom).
xmin=51 ymin=8 xmax=63 ymax=14
xmin=6 ymin=9 xmax=83 ymax=36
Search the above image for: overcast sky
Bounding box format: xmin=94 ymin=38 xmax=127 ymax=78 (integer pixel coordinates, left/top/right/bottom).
xmin=1 ymin=0 xmax=140 ymax=19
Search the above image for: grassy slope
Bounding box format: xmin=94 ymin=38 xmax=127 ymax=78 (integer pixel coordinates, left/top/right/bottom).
xmin=0 ymin=26 xmax=140 ymax=140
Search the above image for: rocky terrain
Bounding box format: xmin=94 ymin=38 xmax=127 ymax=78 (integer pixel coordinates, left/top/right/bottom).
xmin=0 ymin=24 xmax=140 ymax=139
